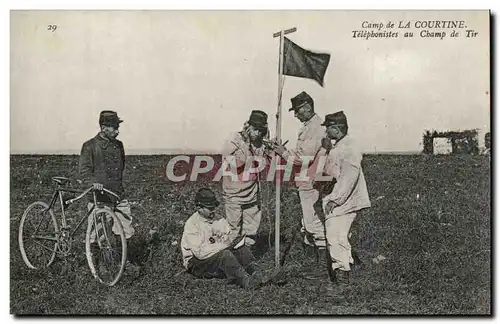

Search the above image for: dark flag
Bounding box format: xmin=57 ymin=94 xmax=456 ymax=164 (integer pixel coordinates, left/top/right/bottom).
xmin=282 ymin=37 xmax=331 ymax=86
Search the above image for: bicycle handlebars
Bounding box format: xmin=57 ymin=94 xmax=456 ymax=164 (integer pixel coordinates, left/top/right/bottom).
xmin=100 ymin=187 xmax=121 ymax=200
xmin=65 ymin=186 xmax=121 ymax=205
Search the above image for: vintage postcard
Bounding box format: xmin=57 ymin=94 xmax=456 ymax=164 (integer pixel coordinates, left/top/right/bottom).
xmin=10 ymin=10 xmax=490 ymax=315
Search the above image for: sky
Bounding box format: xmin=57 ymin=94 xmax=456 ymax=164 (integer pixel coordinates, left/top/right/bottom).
xmin=10 ymin=10 xmax=490 ymax=154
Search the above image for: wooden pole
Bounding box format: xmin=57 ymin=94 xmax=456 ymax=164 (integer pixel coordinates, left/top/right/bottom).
xmin=272 ymin=27 xmax=296 ymax=269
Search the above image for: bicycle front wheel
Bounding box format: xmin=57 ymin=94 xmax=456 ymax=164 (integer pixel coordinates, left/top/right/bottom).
xmin=85 ymin=207 xmax=127 ymax=286
xmin=18 ymin=201 xmax=59 ymax=269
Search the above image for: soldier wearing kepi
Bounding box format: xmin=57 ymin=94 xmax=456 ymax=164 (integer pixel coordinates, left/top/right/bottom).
xmin=181 ymin=188 xmax=279 ymax=290
xmin=319 ymin=111 xmax=371 ymax=285
xmin=272 ymin=91 xmax=328 ymax=267
xmin=221 ymin=110 xmax=272 ymax=247
xmin=78 ymin=111 xmax=138 ymax=267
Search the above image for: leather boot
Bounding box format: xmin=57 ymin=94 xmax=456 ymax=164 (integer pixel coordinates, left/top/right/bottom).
xmin=303 ymin=248 xmax=329 ymax=280
xmin=316 ymin=247 xmax=328 ymax=266
xmin=242 ymin=274 xmax=261 ymax=290
xmin=331 ymin=268 xmax=350 ymax=285
xmin=259 ymin=267 xmax=287 ymax=286
xmin=245 ymin=261 xmax=259 ymax=275
xmin=351 ymin=249 xmax=363 ymax=272
xmin=301 ymin=241 xmax=316 ymax=260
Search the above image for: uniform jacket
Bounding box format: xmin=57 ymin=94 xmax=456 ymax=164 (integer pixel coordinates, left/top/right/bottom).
xmin=282 ymin=114 xmax=326 ymax=190
xmin=181 ymin=212 xmax=232 ymax=269
xmin=320 ymin=134 xmax=371 ymax=217
xmin=78 ymin=133 xmax=126 ymax=199
xmin=221 ymin=132 xmax=270 ymax=205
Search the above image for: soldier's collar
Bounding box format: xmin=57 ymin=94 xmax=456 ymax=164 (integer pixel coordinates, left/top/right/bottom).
xmin=303 ymin=113 xmax=319 ymax=126
xmin=96 ymin=133 xmax=111 ymax=148
xmin=197 ymin=212 xmax=214 ymax=224
xmin=333 ymin=134 xmax=349 ymax=148
xmin=197 ymin=212 xmax=222 ymax=224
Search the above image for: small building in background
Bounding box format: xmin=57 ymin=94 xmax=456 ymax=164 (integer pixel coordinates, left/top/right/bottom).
xmin=433 ymin=138 xmax=452 ymax=155
xmin=422 ymin=129 xmax=480 ymax=155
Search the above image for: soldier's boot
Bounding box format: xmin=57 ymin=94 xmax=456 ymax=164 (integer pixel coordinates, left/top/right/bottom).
xmin=351 ymin=250 xmax=364 ymax=272
xmin=331 ymin=268 xmax=350 ymax=286
xmin=245 ymin=261 xmax=259 ymax=275
xmin=241 ymin=272 xmax=263 ymax=291
xmin=301 ymin=232 xmax=317 ymax=261
xmin=259 ymin=267 xmax=287 ymax=286
xmin=303 ymin=247 xmax=329 ymax=280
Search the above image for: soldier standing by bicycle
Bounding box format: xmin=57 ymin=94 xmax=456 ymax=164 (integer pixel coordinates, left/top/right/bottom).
xmin=78 ymin=110 xmax=139 ymax=268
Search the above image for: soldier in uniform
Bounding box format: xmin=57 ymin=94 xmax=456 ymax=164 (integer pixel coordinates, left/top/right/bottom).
xmin=272 ymin=91 xmax=328 ymax=270
xmin=78 ymin=110 xmax=138 ymax=267
xmin=221 ymin=110 xmax=272 ymax=247
xmin=181 ymin=188 xmax=281 ymax=290
xmin=319 ymin=111 xmax=371 ymax=285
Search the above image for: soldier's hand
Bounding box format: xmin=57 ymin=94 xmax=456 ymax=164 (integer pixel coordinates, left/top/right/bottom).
xmin=324 ymin=201 xmax=336 ymax=215
xmin=241 ymin=122 xmax=250 ymax=142
xmin=92 ymin=183 xmax=104 ymax=191
xmin=321 ymin=137 xmax=333 ymax=151
xmin=272 ymin=142 xmax=287 ymax=157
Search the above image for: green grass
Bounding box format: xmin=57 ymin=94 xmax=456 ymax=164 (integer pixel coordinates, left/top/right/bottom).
xmin=10 ymin=154 xmax=491 ymax=315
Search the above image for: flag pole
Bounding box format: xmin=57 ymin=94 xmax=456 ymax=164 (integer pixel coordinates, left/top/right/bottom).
xmin=275 ymin=30 xmax=284 ymax=269
xmin=273 ymin=27 xmax=296 ymax=269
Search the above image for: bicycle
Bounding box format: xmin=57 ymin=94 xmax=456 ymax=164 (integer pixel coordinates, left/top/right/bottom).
xmin=18 ymin=176 xmax=128 ymax=286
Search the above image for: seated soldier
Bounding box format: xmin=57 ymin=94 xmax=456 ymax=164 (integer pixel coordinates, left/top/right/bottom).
xmin=181 ymin=187 xmax=280 ymax=290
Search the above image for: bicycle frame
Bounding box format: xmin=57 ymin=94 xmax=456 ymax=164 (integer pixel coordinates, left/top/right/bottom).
xmin=39 ymin=185 xmax=120 ymax=254
xmin=20 ymin=180 xmax=126 ymax=286
xmin=43 ymin=187 xmax=95 ymax=237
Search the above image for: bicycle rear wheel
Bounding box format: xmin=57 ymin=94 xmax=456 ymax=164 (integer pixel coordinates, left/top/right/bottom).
xmin=18 ymin=201 xmax=59 ymax=269
xmin=85 ymin=207 xmax=127 ymax=286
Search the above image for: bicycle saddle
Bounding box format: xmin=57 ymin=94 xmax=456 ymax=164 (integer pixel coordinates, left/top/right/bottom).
xmin=52 ymin=176 xmax=71 ymax=185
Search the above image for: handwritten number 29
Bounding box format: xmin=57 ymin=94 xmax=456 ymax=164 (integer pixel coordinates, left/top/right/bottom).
xmin=47 ymin=25 xmax=57 ymax=32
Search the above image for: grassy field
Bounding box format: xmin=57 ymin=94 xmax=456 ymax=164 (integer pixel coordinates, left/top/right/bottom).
xmin=10 ymin=154 xmax=491 ymax=315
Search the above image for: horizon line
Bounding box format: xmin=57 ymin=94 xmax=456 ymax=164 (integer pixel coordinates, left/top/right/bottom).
xmin=10 ymin=149 xmax=423 ymax=155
